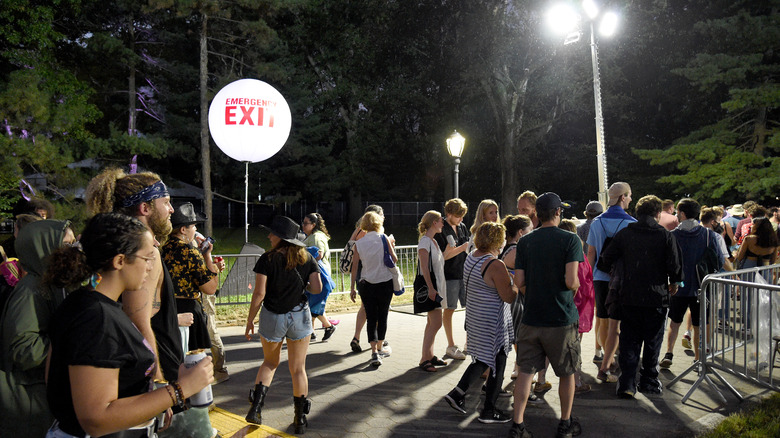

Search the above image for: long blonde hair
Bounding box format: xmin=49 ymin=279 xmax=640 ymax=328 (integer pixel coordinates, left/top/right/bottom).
xmin=470 ymin=199 xmax=500 ymax=235
xmin=418 ymin=210 xmax=442 ymax=240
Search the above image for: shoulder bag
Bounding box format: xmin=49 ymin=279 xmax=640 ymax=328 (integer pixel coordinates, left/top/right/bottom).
xmin=413 ymin=239 xmax=441 ymax=313
xmin=381 ymin=235 xmax=405 ymax=295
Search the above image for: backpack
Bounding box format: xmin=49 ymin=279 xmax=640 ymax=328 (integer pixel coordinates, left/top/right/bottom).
xmin=599 ymin=219 xmax=626 ymax=259
xmin=696 ymin=229 xmax=722 ymax=288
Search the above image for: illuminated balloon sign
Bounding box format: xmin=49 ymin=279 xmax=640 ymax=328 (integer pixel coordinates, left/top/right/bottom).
xmin=208 ymin=79 xmax=292 ymax=163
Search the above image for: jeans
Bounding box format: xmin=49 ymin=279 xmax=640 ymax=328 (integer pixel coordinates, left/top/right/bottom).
xmin=618 ymin=305 xmax=667 ymax=392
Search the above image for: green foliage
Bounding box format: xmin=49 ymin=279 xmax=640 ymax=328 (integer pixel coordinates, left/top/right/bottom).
xmin=635 ymin=0 xmax=780 ymax=204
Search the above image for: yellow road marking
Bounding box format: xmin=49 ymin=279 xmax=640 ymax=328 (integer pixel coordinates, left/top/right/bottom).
xmin=209 ymin=406 xmax=293 ymax=438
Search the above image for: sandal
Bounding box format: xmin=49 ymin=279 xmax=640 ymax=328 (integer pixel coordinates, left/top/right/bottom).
xmin=431 ymin=356 xmax=447 ymax=366
xmin=419 ymin=360 xmax=437 ymax=372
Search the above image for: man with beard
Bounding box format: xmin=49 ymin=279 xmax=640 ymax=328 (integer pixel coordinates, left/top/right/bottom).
xmin=85 ymin=169 xmax=182 ymax=384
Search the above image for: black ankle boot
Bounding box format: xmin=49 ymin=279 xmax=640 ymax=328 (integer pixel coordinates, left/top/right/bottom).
xmin=245 ymin=383 xmax=269 ymax=424
xmin=293 ymin=395 xmax=311 ymax=434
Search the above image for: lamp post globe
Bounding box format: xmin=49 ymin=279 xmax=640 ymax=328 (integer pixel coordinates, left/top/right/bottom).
xmin=446 ymin=130 xmax=466 ymax=198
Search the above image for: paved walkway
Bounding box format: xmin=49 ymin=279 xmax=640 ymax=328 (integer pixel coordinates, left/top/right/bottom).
xmin=208 ymin=307 xmax=773 ymax=438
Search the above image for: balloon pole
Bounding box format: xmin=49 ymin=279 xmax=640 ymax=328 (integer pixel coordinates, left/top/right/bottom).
xmin=245 ymin=161 xmax=249 ymax=243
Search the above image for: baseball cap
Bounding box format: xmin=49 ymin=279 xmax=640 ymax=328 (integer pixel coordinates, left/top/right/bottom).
xmin=536 ymin=192 xmax=571 ymax=211
xmin=585 ymin=201 xmax=604 ymax=215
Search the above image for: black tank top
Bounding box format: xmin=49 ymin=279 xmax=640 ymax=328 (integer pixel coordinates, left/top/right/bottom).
xmin=151 ymin=262 xmax=184 ymax=381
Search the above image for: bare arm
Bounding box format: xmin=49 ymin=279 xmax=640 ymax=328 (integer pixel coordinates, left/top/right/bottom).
xmin=734 ymin=237 xmax=749 ymax=261
xmin=484 ymin=259 xmax=518 ymax=303
xmin=69 ymin=360 xmax=212 ymax=437
xmin=565 ymin=261 xmax=580 ymax=292
xmin=245 ymin=273 xmax=267 ymax=340
xmin=350 ymin=247 xmax=361 ymax=302
xmin=308 ymin=271 xmax=323 ymax=294
xmin=122 ymin=267 xmax=160 ymax=379
xmin=442 ymin=242 xmax=468 ymax=260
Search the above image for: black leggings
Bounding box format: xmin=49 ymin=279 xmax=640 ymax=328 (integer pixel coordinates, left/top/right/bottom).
xmin=358 ymin=279 xmax=394 ymax=343
xmin=456 ymin=348 xmax=508 ymax=411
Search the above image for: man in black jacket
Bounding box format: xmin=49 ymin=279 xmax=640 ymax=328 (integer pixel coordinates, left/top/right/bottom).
xmin=597 ymin=195 xmax=683 ymax=398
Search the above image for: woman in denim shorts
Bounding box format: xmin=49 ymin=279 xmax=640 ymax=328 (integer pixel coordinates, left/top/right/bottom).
xmin=245 ymin=216 xmax=322 ymax=434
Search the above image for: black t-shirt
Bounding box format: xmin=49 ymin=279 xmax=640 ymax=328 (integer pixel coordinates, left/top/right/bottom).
xmin=253 ymin=250 xmax=318 ymax=314
xmin=435 ymin=222 xmax=470 ymax=280
xmin=48 ymin=287 xmax=156 ymax=437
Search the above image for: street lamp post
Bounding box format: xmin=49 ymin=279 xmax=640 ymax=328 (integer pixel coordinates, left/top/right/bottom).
xmin=446 ymin=130 xmax=466 ymax=199
xmin=548 ymin=1 xmax=618 ymax=207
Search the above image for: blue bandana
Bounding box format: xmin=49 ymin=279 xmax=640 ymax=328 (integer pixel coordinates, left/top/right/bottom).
xmin=120 ymin=180 xmax=170 ymax=208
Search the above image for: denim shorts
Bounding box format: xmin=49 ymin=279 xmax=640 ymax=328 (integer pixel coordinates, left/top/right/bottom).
xmin=258 ymin=303 xmax=313 ymax=342
xmin=445 ymin=279 xmax=466 ymax=310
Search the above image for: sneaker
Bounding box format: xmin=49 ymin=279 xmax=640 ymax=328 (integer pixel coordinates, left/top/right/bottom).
xmin=596 ymin=369 xmax=617 ymax=383
xmin=370 ymin=352 xmax=382 ymax=366
xmin=575 ymin=383 xmax=591 ymax=394
xmin=555 ymin=417 xmax=582 ymax=438
xmin=444 ymin=345 xmax=467 ymax=360
xmin=682 ymin=333 xmax=692 ymax=349
xmin=508 ymin=422 xmax=534 ymax=438
xmin=478 ymin=408 xmax=512 ymax=424
xmin=444 ymin=388 xmax=467 ymax=414
xmin=638 ymin=382 xmax=662 ymax=395
xmin=327 ymin=318 xmax=340 ymax=326
xmin=533 ymin=381 xmax=552 ymax=393
xmin=526 ymin=393 xmax=544 ymax=404
xmin=350 ymin=337 xmax=361 ymax=353
xmin=482 ymin=385 xmax=512 ymax=398
xmin=383 ymin=340 xmax=389 ymax=348
xmin=617 ymin=387 xmax=636 ymax=399
xmin=592 ymin=350 xmax=604 ymax=364
xmin=322 ymin=325 xmax=337 ymax=341
xmin=378 ymin=346 xmax=392 ymax=358
xmin=310 ymin=331 xmax=317 ymax=341
xmin=659 ymin=352 xmax=673 ymax=369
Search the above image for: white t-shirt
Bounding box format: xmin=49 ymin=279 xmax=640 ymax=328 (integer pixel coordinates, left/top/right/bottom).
xmin=355 ymin=231 xmax=393 ymax=284
xmin=418 ymin=235 xmax=446 ymax=298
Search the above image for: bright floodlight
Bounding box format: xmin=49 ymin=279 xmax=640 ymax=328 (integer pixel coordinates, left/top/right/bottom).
xmin=547 ymin=4 xmax=579 ymax=35
xmin=599 ymin=12 xmax=619 ymax=36
xmin=582 ymin=0 xmax=599 ymax=20
xmin=446 ymin=130 xmax=466 ymax=158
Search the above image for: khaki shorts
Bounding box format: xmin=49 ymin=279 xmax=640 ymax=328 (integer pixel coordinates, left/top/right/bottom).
xmin=515 ymin=322 xmax=581 ymax=377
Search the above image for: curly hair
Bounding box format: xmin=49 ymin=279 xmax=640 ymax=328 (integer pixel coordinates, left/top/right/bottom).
xmin=44 ymin=213 xmax=149 ymax=288
xmin=85 ymin=168 xmax=162 ymax=217
xmin=558 ymin=218 xmax=577 ymax=233
xmin=473 ymin=222 xmax=506 ymax=252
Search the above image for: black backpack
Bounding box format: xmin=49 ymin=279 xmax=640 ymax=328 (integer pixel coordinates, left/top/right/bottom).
xmin=599 ymin=219 xmax=626 ymax=259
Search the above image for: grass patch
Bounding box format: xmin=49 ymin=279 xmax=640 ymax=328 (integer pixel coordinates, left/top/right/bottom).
xmin=699 ymin=392 xmax=780 ymax=437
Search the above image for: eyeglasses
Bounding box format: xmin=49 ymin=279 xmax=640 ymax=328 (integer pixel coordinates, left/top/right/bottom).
xmin=136 ymin=255 xmax=156 ymax=264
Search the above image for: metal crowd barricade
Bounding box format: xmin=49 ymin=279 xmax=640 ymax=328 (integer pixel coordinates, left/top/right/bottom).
xmin=668 ymin=264 xmax=780 ymax=404
xmin=213 ymin=245 xmax=419 ymax=305
xmin=327 ymin=245 xmax=418 ymax=295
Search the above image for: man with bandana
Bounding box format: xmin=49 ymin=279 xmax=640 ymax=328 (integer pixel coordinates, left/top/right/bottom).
xmin=85 ymin=169 xmax=183 ymax=385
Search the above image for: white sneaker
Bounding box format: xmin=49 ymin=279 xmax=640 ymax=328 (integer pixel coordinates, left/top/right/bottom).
xmin=370 ymin=352 xmax=383 ymax=366
xmin=378 ymin=345 xmax=392 ymax=357
xmin=444 ymin=345 xmax=467 ymax=360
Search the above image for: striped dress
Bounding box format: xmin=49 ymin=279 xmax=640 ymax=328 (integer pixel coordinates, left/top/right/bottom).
xmin=463 ymin=252 xmax=514 ymax=375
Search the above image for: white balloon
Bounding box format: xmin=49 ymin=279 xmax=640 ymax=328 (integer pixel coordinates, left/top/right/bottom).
xmin=208 ymin=79 xmax=292 ymax=163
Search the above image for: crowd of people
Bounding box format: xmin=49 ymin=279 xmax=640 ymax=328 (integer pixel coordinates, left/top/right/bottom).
xmin=0 ymin=174 xmax=776 ymax=438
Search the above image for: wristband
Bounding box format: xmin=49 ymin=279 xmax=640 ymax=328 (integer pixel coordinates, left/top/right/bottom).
xmin=164 ymin=385 xmax=177 ymax=407
xmin=171 ymin=380 xmax=188 ymax=410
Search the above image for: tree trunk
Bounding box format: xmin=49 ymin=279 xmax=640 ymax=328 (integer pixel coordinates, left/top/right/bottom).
xmin=200 ymin=13 xmax=213 ymax=236
xmin=127 ymin=14 xmax=136 ymax=136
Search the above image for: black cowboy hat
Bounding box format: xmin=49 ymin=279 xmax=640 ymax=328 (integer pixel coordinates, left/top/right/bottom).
xmin=171 ymin=202 xmax=207 ymax=227
xmin=259 ymin=215 xmax=306 ymax=247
